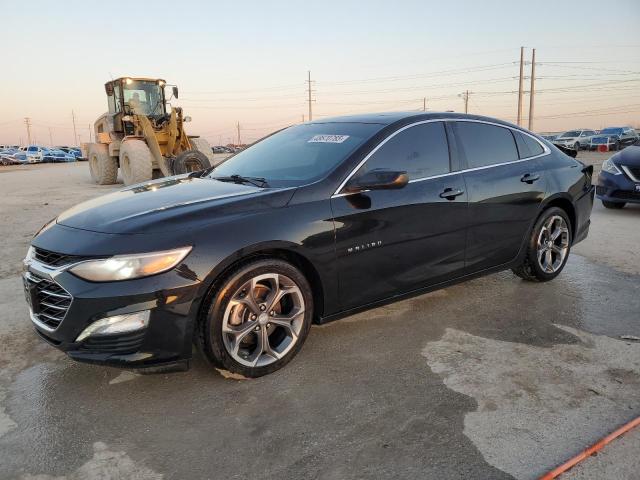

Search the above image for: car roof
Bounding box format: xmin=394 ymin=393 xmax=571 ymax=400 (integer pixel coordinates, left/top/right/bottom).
xmin=307 ymin=111 xmax=522 ymax=129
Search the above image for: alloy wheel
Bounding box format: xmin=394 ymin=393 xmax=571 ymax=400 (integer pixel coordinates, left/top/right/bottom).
xmin=536 ymin=215 xmax=569 ymax=273
xmin=222 ymin=273 xmax=305 ymax=367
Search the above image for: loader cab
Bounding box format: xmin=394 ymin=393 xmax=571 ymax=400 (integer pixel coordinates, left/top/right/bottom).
xmin=105 ymin=77 xmax=171 ymax=118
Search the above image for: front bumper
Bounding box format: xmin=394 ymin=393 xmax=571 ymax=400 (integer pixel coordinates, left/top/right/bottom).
xmin=23 ymin=257 xmax=203 ymax=368
xmin=596 ymin=170 xmax=640 ymax=204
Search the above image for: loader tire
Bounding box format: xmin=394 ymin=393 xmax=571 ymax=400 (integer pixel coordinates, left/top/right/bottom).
xmin=172 ymin=150 xmax=211 ymax=175
xmin=88 ymin=143 xmax=118 ymax=185
xmin=119 ymin=140 xmax=153 ymax=186
xmin=189 ymin=137 xmax=217 ymax=165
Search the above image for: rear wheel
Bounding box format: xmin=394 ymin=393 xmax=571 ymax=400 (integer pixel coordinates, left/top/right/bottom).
xmin=88 ymin=143 xmax=117 ymax=185
xmin=573 ymin=142 xmax=580 ymax=151
xmin=199 ymin=259 xmax=313 ymax=378
xmin=602 ymin=200 xmax=625 ymax=209
xmin=189 ymin=137 xmax=217 ymax=165
xmin=119 ymin=140 xmax=153 ymax=186
xmin=512 ymin=207 xmax=572 ymax=282
xmin=172 ymin=150 xmax=211 ymax=175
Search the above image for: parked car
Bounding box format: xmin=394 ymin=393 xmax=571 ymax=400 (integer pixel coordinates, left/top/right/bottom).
xmin=24 ymin=145 xmax=46 ymax=163
xmin=42 ymin=149 xmax=76 ymax=163
xmin=553 ymin=129 xmax=597 ymax=151
xmin=595 ymin=144 xmax=640 ymax=209
xmin=10 ymin=151 xmax=28 ymax=164
xmin=0 ymin=148 xmax=22 ymax=165
xmin=589 ymin=127 xmax=639 ymax=151
xmin=212 ymin=146 xmax=230 ymax=154
xmin=23 ymin=112 xmax=594 ymax=377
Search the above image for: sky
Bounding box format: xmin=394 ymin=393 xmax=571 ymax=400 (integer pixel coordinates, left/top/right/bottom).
xmin=1 ymin=0 xmax=639 ymax=146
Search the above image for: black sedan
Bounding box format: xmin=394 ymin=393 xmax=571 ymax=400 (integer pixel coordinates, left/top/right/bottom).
xmin=23 ymin=112 xmax=594 ymax=377
xmin=596 ymin=143 xmax=640 ymax=209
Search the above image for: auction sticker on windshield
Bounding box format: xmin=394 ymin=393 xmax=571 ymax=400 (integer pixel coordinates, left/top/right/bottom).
xmin=308 ymin=135 xmax=350 ymax=143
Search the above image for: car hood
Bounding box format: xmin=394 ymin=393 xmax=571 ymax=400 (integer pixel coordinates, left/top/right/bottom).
xmin=611 ymin=145 xmax=640 ymax=167
xmin=56 ymin=175 xmax=295 ymax=234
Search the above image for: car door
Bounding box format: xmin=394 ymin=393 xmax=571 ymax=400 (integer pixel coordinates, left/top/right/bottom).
xmin=331 ymin=121 xmax=468 ymax=310
xmin=450 ymin=121 xmax=547 ymax=273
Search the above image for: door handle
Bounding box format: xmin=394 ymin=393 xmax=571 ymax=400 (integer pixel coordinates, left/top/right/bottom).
xmin=521 ymin=173 xmax=540 ymax=184
xmin=439 ymin=187 xmax=465 ymax=200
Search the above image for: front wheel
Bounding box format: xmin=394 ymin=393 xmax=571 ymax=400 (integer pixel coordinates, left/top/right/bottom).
xmin=199 ymin=259 xmax=313 ymax=377
xmin=512 ymin=207 xmax=572 ymax=282
xmin=119 ymin=140 xmax=153 ymax=186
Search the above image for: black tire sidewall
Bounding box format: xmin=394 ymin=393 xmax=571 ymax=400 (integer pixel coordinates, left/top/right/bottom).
xmin=172 ymin=150 xmax=211 ymax=175
xmin=525 ymin=207 xmax=572 ymax=281
xmin=201 ymin=259 xmax=313 ymax=377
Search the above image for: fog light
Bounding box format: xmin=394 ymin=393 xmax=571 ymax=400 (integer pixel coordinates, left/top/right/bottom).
xmin=76 ymin=311 xmax=150 ymax=342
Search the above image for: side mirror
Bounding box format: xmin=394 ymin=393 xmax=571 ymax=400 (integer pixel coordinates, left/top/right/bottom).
xmin=172 ymin=86 xmax=179 ymax=99
xmin=344 ymin=169 xmax=409 ymax=193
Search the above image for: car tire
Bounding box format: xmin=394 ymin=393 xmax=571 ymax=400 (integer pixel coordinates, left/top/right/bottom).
xmin=602 ymin=200 xmax=625 ymax=209
xmin=573 ymin=142 xmax=580 ymax=151
xmin=88 ymin=143 xmax=118 ymax=185
xmin=119 ymin=140 xmax=153 ymax=186
xmin=512 ymin=206 xmax=572 ymax=282
xmin=199 ymin=258 xmax=313 ymax=378
xmin=614 ymin=141 xmax=621 ymax=151
xmin=172 ymin=150 xmax=211 ymax=175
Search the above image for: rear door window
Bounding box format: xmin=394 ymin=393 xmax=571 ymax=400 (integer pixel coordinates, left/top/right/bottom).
xmin=354 ymin=121 xmax=450 ymax=180
xmin=453 ymin=122 xmax=519 ymax=168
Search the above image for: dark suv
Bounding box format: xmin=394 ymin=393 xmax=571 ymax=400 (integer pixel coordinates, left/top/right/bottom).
xmin=23 ymin=112 xmax=594 ymax=377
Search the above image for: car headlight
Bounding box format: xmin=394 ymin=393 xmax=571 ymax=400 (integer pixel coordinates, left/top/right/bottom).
xmin=69 ymin=247 xmax=192 ymax=282
xmin=601 ymin=157 xmax=622 ymax=175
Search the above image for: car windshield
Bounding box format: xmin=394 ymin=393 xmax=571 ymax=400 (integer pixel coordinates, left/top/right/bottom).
xmin=209 ymin=122 xmax=384 ymax=187
xmin=599 ymin=128 xmax=623 ymax=135
xmin=560 ymin=131 xmax=580 ymax=138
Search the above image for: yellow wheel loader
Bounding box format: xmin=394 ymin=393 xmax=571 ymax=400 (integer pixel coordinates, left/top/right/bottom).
xmin=87 ymin=77 xmax=216 ymax=186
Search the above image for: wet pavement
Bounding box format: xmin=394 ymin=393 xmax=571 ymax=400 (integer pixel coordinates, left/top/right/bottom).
xmin=0 ymin=157 xmax=638 ymax=479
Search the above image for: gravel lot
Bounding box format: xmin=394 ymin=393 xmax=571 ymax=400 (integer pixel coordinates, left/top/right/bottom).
xmin=0 ymin=151 xmax=638 ymax=479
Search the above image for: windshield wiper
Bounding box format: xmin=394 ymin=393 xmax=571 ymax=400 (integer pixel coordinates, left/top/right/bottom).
xmin=214 ymin=174 xmax=269 ymax=188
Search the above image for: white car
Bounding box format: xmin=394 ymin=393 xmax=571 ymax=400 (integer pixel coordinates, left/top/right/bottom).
xmin=552 ymin=129 xmax=597 ymax=151
xmin=24 ymin=145 xmax=46 ymax=163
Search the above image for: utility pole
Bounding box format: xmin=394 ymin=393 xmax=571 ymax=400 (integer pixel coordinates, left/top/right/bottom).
xmin=423 ymin=97 xmax=427 ymax=111
xmin=528 ymin=48 xmax=536 ymax=131
xmin=71 ymin=110 xmax=78 ymax=146
xmin=459 ymin=91 xmax=472 ymax=114
xmin=88 ymin=124 xmax=92 ymax=143
xmin=24 ymin=117 xmax=32 ymax=145
xmin=517 ymin=46 xmax=525 ymax=127
xmin=302 ymin=114 xmax=305 ymax=123
xmin=236 ymin=121 xmax=241 ymax=146
xmin=48 ymin=127 xmax=53 ymax=146
xmin=306 ymin=71 xmax=314 ymax=121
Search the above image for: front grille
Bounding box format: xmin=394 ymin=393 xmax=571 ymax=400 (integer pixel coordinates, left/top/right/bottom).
xmin=34 ymin=247 xmax=88 ymax=267
xmin=25 ymin=273 xmax=72 ymax=329
xmin=611 ymin=190 xmax=640 ymax=201
xmin=79 ymin=330 xmax=146 ymax=354
xmin=622 ymin=165 xmax=640 ymax=182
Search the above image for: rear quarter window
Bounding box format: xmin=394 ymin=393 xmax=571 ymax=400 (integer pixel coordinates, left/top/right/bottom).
xmin=453 ymin=122 xmax=519 ymax=168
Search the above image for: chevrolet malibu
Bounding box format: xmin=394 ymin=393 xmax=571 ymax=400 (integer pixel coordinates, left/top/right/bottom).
xmin=23 ymin=112 xmax=594 ymax=377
